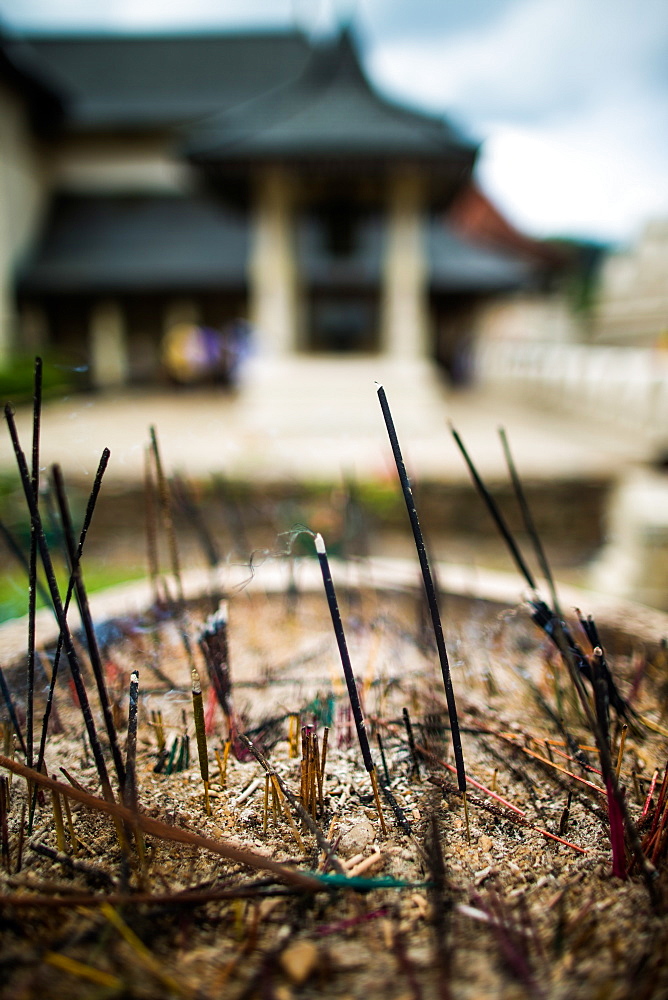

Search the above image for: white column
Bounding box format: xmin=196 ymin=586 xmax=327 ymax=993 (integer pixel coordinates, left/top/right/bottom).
xmin=248 ymin=167 xmax=299 ymax=357
xmin=381 ymin=169 xmax=429 ymax=360
xmin=89 ymin=299 xmax=128 ymax=388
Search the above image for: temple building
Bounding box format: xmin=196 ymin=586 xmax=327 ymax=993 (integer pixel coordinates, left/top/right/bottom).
xmin=0 ymin=27 xmax=551 ymax=390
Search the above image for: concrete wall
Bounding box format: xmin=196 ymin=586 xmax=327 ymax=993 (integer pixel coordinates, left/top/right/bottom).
xmin=593 ymin=219 xmax=668 ymax=346
xmin=473 ymin=292 xmax=581 ymax=345
xmin=0 ymin=83 xmax=50 ymax=364
xmin=476 ymin=339 xmax=668 ymax=449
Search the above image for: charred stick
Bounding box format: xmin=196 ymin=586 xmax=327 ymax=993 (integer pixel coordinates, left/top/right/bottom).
xmin=51 ymin=462 xmax=126 ymax=790
xmin=124 ymin=671 xmax=139 ymax=812
xmin=377 ymin=386 xmax=465 ymax=792
xmin=33 ymin=450 xmax=110 ymax=802
xmin=198 ymin=604 xmax=235 ymax=732
xmin=315 ymin=533 xmax=387 ymax=833
xmin=451 ymin=424 xmax=536 ymax=591
xmin=191 ymin=668 xmax=211 ymax=815
xmin=4 ymin=407 xmax=114 ymax=802
xmin=0 ymin=666 xmax=27 ymax=757
xmin=144 ymin=445 xmax=162 ymax=607
xmin=0 ymin=777 xmax=10 ymax=871
xmin=499 ymin=426 xmax=560 ymax=614
xmin=26 ymin=356 xmax=42 ymax=768
xmin=377 ymin=733 xmax=391 ymax=787
xmin=403 ymin=707 xmax=421 ymax=780
xmin=149 ymin=426 xmax=196 ymax=672
xmin=547 ymin=614 xmax=658 ymax=900
xmin=171 ymin=473 xmax=220 ymax=568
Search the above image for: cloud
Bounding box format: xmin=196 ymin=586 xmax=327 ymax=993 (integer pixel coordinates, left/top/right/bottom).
xmin=364 ymin=0 xmax=668 ymax=238
xmin=360 ymin=0 xmax=506 ymax=42
xmin=478 ymin=118 xmax=668 ymax=241
xmin=0 ymin=0 xmax=298 ymax=31
xmin=367 ymin=0 xmax=667 ymax=125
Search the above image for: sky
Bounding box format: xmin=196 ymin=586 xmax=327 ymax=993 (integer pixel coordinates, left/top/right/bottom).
xmin=1 ymin=0 xmax=666 ymax=245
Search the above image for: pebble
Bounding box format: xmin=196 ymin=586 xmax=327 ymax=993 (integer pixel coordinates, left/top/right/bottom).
xmin=279 ymin=941 xmax=319 ymax=986
xmin=337 ymin=817 xmax=376 ymax=857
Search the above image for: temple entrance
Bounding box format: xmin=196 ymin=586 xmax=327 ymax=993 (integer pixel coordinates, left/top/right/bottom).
xmin=306 ymin=292 xmax=379 ymax=353
xmin=431 ymin=293 xmax=479 ymax=386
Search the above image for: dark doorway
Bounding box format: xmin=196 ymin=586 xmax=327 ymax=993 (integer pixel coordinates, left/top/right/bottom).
xmin=307 ymin=293 xmax=379 ymax=353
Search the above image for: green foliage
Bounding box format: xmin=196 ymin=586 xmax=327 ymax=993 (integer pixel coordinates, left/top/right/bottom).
xmin=0 ymin=355 xmax=87 ymax=405
xmin=0 ymin=562 xmax=146 ymax=624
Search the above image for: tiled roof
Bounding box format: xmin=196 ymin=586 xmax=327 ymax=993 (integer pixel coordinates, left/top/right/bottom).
xmin=17 ymin=194 xmax=249 ymax=293
xmin=185 ymin=31 xmax=475 ymax=166
xmin=23 ymin=31 xmax=311 ymax=130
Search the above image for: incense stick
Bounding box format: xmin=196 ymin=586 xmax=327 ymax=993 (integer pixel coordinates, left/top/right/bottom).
xmin=33 ymin=449 xmax=111 ymax=804
xmin=4 ymin=407 xmax=115 ymax=803
xmin=26 ymin=356 xmax=42 ymax=769
xmin=498 ymin=426 xmax=560 ymax=614
xmin=0 ymin=667 xmax=26 ymax=757
xmin=124 ymin=670 xmax=139 ymax=811
xmin=450 ymin=423 xmax=536 ymax=592
xmin=191 ymin=667 xmax=211 ymax=814
xmin=376 ymin=385 xmax=466 ymax=792
xmin=314 ymin=533 xmax=387 ymax=833
xmin=50 ymin=462 xmax=126 ymax=790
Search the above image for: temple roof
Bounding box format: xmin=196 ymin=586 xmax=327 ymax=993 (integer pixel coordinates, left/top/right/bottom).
xmin=18 ymin=194 xmax=531 ymax=296
xmin=428 ymin=222 xmax=533 ymax=291
xmin=17 ymin=194 xmax=249 ymax=294
xmin=185 ymin=30 xmax=475 ymax=169
xmin=0 ymin=30 xmax=64 ymax=131
xmin=22 ymin=31 xmax=311 ymax=131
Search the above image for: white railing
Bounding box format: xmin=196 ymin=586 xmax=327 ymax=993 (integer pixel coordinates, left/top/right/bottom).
xmin=475 ymin=341 xmax=668 ymax=442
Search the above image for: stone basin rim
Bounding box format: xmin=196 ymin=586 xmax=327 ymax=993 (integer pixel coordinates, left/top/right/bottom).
xmin=2 ymin=558 xmax=667 ymax=667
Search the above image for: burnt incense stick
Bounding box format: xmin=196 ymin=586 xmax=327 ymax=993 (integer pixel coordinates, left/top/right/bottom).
xmin=191 ymin=667 xmax=211 ymax=814
xmin=124 ymin=671 xmax=139 ymax=811
xmin=376 ymin=385 xmax=466 ymax=792
xmin=51 ymin=462 xmax=126 ymax=790
xmin=50 ymin=778 xmax=67 ymax=853
xmin=33 ymin=449 xmax=111 ymax=802
xmin=0 ymin=777 xmax=10 ymax=871
xmin=314 ymin=533 xmax=387 ymax=833
xmin=450 ymin=424 xmax=537 ymax=592
xmin=377 ymin=733 xmax=390 ymax=786
xmin=0 ymin=666 xmax=27 ymax=757
xmin=149 ymin=425 xmax=185 ymax=606
xmin=402 ymin=707 xmax=421 ymax=780
xmin=172 ymin=473 xmax=220 ymax=567
xmin=144 ymin=445 xmax=162 ymax=607
xmin=26 ymin=356 xmax=42 ymax=769
xmin=498 ymin=426 xmax=561 ymax=614
xmin=198 ymin=604 xmax=236 ymax=739
xmin=452 ymin=423 xmax=629 ymax=721
xmin=149 ymin=425 xmax=197 ymax=674
xmin=4 ymin=407 xmax=114 ymax=802
xmin=238 ymin=735 xmax=306 ymax=852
